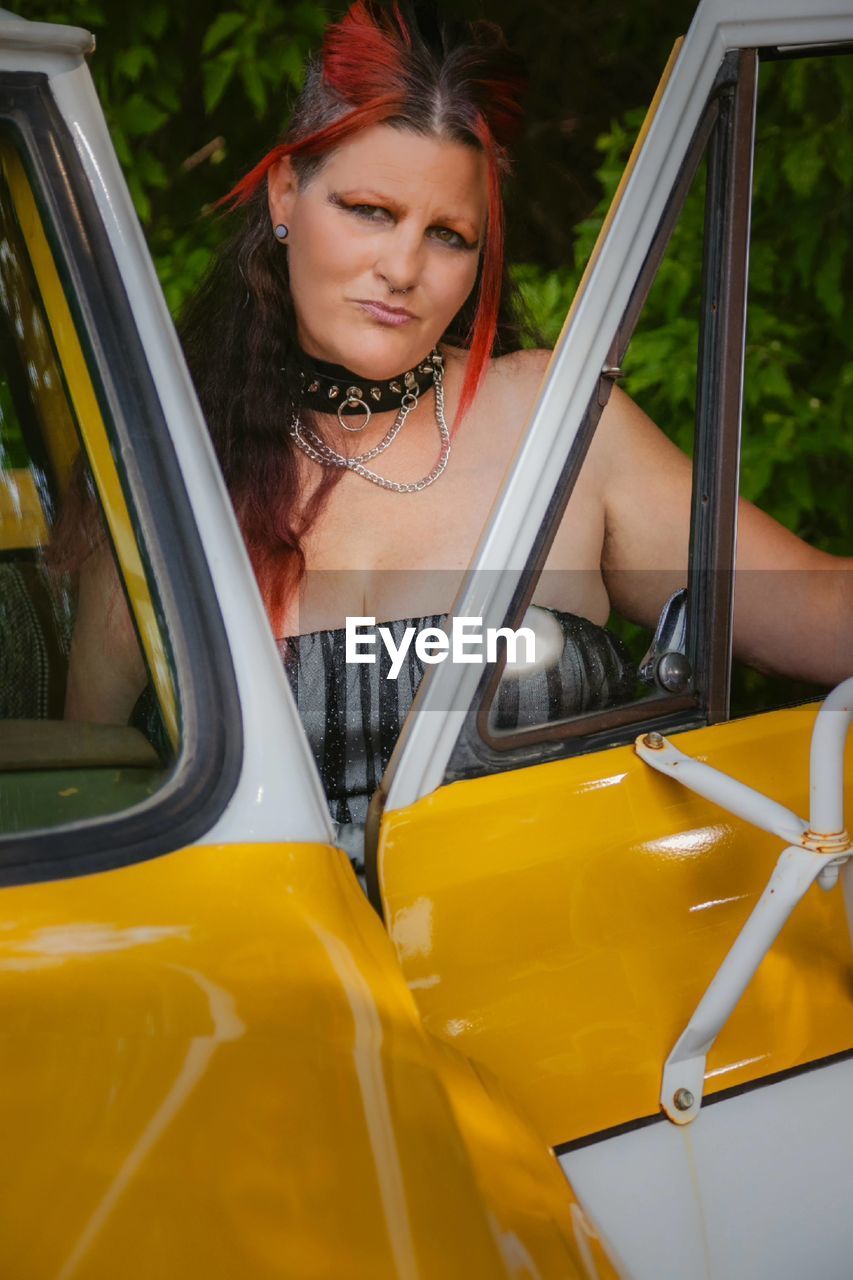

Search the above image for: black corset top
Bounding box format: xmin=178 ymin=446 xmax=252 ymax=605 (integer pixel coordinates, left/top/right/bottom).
xmin=279 ymin=608 xmax=635 ymax=831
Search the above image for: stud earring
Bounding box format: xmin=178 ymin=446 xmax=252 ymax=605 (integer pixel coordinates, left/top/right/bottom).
xmin=273 ymin=223 xmax=289 ymax=241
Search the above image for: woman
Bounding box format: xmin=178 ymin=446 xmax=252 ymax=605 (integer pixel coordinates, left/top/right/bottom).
xmin=66 ymin=1 xmax=850 ymax=842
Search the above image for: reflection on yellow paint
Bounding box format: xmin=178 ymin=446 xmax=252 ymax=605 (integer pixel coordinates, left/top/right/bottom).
xmin=312 ymin=922 xmax=419 ymax=1280
xmin=578 ymin=772 xmax=628 ymax=794
xmin=379 ymin=704 xmax=853 ymax=1149
xmin=56 ymin=967 xmax=245 ymax=1280
xmin=9 ymin=922 xmax=191 ymax=958
xmin=644 ymin=823 xmax=730 ymax=860
xmin=705 ymin=1053 xmax=769 ymax=1080
xmin=689 ymin=893 xmax=748 ymax=914
xmin=0 ymin=840 xmax=601 ymax=1278
xmin=390 ymin=896 xmax=433 ymax=960
xmin=0 ymin=469 xmax=47 ymax=548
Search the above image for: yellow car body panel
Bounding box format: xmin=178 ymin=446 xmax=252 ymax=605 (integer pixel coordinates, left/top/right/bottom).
xmin=377 ymin=704 xmax=853 ymax=1148
xmin=0 ymin=840 xmax=611 ymax=1279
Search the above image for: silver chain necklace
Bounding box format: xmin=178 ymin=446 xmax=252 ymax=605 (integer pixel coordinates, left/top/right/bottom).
xmin=289 ymin=351 xmax=451 ymax=494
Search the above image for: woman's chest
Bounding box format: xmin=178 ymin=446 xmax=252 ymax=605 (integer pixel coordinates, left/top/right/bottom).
xmin=285 ymin=450 xmax=606 ymax=632
xmin=288 ymin=463 xmax=493 ymax=630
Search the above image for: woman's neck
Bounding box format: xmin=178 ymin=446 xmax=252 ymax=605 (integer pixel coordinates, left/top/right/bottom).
xmin=298 ymin=347 xmax=440 ymax=419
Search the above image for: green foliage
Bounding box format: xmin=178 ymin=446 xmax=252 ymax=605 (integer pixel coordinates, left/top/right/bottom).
xmin=8 ymin=0 xmax=330 ymax=313
xmin=517 ymin=56 xmax=853 ymax=554
xmin=7 ymin=10 xmax=850 ymax=565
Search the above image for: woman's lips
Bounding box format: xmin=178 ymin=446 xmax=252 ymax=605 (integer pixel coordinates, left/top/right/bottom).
xmin=354 ymin=300 xmax=416 ymax=326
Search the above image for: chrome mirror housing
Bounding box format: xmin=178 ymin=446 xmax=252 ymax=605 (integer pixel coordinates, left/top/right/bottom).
xmin=639 ymin=587 xmax=692 ymax=693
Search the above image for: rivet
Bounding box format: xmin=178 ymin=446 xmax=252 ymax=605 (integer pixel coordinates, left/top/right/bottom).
xmin=643 ymin=731 xmax=665 ymax=750
xmin=370 ymin=387 xmax=382 ymax=401
xmin=328 ymin=385 xmax=340 ymax=400
xmin=389 ymin=380 xmax=402 ymax=394
xmin=307 ymin=380 xmax=320 ymax=393
xmin=673 ymin=1088 xmax=695 ymax=1111
xmin=346 ymin=386 xmax=363 ymax=400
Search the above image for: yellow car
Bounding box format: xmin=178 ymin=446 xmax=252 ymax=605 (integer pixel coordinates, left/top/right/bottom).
xmin=0 ymin=1 xmax=850 ymax=1277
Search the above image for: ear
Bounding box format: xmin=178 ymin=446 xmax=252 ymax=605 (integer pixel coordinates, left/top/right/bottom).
xmin=267 ymin=155 xmax=298 ymax=229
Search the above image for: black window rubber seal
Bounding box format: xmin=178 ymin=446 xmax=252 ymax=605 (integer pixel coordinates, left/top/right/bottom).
xmin=0 ymin=72 xmax=242 ymax=887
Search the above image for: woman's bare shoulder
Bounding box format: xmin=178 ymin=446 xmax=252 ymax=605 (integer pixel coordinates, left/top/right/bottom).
xmin=442 ymin=343 xmax=551 ymax=410
xmin=489 ymin=345 xmax=552 ymax=386
xmin=485 ymin=349 xmax=552 ymax=442
xmin=442 ymin=343 xmax=551 ymax=378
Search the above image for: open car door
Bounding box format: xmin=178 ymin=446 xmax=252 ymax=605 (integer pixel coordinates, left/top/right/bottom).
xmin=370 ymin=3 xmax=853 ymax=1276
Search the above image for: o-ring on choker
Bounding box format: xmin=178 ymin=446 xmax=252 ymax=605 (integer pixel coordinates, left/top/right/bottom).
xmin=298 ymin=351 xmax=438 ymax=430
xmin=290 ymin=347 xmax=451 ymax=493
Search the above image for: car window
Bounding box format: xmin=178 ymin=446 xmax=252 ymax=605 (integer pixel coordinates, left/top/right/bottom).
xmin=439 ymin=51 xmax=759 ymax=784
xmin=0 ymin=67 xmax=241 ymax=882
xmin=731 ymin=46 xmax=853 ymax=716
xmin=482 ymin=148 xmax=708 ymax=744
xmin=444 ymin=43 xmax=852 ymax=791
xmin=481 ymin=83 xmax=721 ymax=752
xmin=0 ymin=135 xmax=177 ymax=833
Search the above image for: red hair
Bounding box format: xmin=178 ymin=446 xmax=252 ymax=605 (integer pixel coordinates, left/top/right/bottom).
xmin=217 ymin=0 xmax=524 ymax=428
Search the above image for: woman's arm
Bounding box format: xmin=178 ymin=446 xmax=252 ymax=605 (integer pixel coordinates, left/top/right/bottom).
xmin=596 ymin=386 xmax=852 ymax=686
xmin=64 ymin=546 xmax=148 ymax=723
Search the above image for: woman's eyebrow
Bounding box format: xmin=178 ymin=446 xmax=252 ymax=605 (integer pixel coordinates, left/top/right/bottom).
xmin=335 ymin=188 xmax=405 ymax=209
xmin=334 ymin=189 xmax=480 ymax=237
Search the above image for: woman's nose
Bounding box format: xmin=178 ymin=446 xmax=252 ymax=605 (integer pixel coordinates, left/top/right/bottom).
xmin=375 ymin=227 xmax=423 ymax=294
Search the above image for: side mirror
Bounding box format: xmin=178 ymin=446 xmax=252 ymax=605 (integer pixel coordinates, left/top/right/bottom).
xmin=639 ymin=588 xmax=692 ymax=694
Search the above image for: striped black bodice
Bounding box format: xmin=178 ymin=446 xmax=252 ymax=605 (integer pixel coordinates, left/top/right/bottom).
xmin=280 ymin=609 xmax=635 ymax=832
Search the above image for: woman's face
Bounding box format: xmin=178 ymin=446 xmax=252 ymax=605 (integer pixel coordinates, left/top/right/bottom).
xmin=268 ymin=124 xmax=488 ymax=380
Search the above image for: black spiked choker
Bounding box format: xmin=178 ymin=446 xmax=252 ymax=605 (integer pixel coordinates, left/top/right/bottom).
xmin=298 ymin=349 xmax=440 ymax=419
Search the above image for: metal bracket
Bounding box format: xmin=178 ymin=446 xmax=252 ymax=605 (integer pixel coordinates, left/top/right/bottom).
xmin=635 ymin=677 xmax=853 ymax=1125
xmin=639 ymin=588 xmax=691 ymax=693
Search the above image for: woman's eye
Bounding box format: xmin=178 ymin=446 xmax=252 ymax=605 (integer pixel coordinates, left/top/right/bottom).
xmin=332 ymin=196 xmax=472 ymax=249
xmin=429 ymin=226 xmax=471 ymax=250
xmin=350 ymin=203 xmax=391 ymax=223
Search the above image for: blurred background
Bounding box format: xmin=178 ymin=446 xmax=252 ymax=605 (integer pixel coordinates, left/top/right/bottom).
xmin=9 ymin=3 xmax=694 ymax=289
xmin=10 ymin=1 xmax=850 ymax=560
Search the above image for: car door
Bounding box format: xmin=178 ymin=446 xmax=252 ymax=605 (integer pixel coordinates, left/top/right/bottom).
xmin=0 ymin=17 xmax=616 ymax=1280
xmin=371 ymin=4 xmax=853 ymax=1276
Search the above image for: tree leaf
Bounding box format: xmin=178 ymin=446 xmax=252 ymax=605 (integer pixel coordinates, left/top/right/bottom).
xmin=127 ymin=172 xmax=151 ymax=224
xmin=287 ymin=2 xmax=328 ymax=38
xmin=136 ymin=151 xmax=168 ymax=189
xmin=115 ymin=46 xmax=155 ymax=83
xmin=203 ymin=48 xmax=240 ymax=113
xmin=110 ymin=122 xmax=131 ymax=168
xmin=240 ymin=61 xmax=267 ymax=116
xmin=151 ymin=80 xmax=180 ymax=114
xmin=781 ymin=138 xmax=824 ymax=197
xmin=122 ymin=93 xmax=169 ymax=137
xmin=277 ymin=40 xmax=307 ymax=90
xmin=141 ymin=5 xmax=169 ymax=39
xmin=202 ymin=11 xmax=246 ymax=56
xmin=813 ymin=242 xmax=844 ymax=320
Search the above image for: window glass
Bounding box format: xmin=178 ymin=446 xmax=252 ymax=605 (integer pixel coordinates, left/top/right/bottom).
xmin=483 ymin=130 xmax=711 ymax=745
xmin=0 ymin=138 xmax=176 ymax=833
xmin=732 ymin=49 xmax=853 ymax=715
